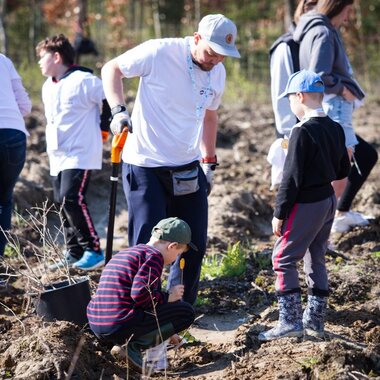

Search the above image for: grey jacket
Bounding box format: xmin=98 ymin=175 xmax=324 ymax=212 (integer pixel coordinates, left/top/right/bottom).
xmin=293 ymin=12 xmax=365 ymax=100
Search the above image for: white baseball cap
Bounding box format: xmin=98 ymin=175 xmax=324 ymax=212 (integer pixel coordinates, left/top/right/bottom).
xmin=197 ymin=14 xmax=240 ymax=58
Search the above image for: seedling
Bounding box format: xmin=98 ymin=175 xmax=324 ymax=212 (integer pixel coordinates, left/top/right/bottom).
xmin=301 ymin=356 xmax=318 ymax=370
xmin=200 ymin=241 xmax=247 ymax=280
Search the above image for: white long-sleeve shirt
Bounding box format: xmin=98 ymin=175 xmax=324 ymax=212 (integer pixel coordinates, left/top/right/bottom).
xmin=270 ymin=42 xmax=297 ymax=137
xmin=0 ymin=54 xmax=32 ymax=135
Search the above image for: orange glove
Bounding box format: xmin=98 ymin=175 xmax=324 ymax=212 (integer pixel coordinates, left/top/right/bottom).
xmin=101 ymin=130 xmax=109 ymax=143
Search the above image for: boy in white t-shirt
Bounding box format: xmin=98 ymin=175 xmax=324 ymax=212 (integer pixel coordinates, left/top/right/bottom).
xmin=101 ymin=14 xmax=240 ymax=304
xmin=36 ymin=34 xmax=111 ymax=271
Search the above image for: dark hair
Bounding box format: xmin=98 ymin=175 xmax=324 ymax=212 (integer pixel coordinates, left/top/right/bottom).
xmin=316 ymin=0 xmax=354 ymax=19
xmin=294 ymin=0 xmax=318 ymax=24
xmin=36 ymin=34 xmax=75 ymax=66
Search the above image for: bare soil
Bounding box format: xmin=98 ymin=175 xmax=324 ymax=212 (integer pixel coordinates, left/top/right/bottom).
xmin=1 ymin=101 xmax=379 ymax=380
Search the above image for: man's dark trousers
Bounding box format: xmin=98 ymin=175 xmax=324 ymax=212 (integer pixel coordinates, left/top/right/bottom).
xmin=122 ymin=162 xmax=208 ymax=304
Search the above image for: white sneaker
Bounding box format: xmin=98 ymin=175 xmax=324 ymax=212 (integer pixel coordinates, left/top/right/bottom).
xmin=331 ymin=211 xmax=369 ymax=233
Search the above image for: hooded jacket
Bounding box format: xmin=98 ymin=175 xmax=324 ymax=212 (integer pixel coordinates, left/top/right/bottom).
xmin=293 ymin=12 xmax=365 ymax=100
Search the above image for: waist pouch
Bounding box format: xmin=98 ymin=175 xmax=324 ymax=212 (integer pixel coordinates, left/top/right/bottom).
xmin=155 ymin=160 xmax=200 ymax=196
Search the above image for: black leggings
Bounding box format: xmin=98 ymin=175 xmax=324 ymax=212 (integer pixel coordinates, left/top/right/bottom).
xmin=338 ymin=134 xmax=378 ymax=211
xmin=101 ymin=301 xmax=195 ymax=345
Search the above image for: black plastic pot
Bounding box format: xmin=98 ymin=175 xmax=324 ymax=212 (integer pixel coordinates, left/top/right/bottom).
xmin=36 ymin=276 xmax=91 ymax=327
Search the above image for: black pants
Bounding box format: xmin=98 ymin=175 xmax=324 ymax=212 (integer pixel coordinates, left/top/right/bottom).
xmin=338 ymin=134 xmax=378 ymax=212
xmin=99 ymin=301 xmax=195 ymax=345
xmin=52 ymin=169 xmax=100 ymax=258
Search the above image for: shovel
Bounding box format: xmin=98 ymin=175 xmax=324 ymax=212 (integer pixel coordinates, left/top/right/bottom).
xmin=105 ymin=121 xmax=132 ymax=264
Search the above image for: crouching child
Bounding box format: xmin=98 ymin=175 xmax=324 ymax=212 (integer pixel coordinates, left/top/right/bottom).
xmin=259 ymin=70 xmax=350 ymax=341
xmin=87 ymin=217 xmax=196 ymax=372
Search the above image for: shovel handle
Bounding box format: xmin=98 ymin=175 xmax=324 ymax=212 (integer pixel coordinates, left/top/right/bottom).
xmin=111 ymin=122 xmax=131 ymax=164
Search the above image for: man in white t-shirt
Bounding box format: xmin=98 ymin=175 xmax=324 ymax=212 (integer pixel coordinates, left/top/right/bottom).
xmin=102 ymin=14 xmax=240 ymax=304
xmin=36 ymin=34 xmax=111 ymax=271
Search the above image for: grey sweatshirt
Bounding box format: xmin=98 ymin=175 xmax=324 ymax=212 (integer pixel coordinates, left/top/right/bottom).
xmin=293 ymin=12 xmax=365 ymax=100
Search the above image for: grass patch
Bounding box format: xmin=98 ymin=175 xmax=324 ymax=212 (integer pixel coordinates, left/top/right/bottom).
xmin=194 ymin=296 xmax=212 ymax=307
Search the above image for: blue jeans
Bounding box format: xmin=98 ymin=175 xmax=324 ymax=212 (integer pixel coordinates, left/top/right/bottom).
xmin=0 ymin=129 xmax=26 ymax=256
xmin=122 ymin=162 xmax=208 ymax=304
xmin=323 ymin=95 xmax=358 ymax=148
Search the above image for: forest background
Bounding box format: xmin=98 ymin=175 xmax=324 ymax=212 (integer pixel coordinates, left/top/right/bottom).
xmin=0 ymin=0 xmax=379 ymax=106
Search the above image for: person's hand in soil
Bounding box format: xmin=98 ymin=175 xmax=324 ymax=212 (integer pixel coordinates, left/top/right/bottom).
xmin=168 ymin=284 xmax=184 ymax=302
xmin=272 ymin=216 xmax=283 ymax=237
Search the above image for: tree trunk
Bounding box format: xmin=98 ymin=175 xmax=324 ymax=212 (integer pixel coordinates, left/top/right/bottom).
xmin=152 ymin=0 xmax=161 ymax=38
xmin=194 ymin=0 xmax=201 ymax=27
xmin=29 ymin=0 xmax=43 ymax=61
xmin=284 ymin=0 xmax=296 ymax=29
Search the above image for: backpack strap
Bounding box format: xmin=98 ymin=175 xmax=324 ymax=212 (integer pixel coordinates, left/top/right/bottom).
xmin=269 ymin=31 xmax=300 ymax=72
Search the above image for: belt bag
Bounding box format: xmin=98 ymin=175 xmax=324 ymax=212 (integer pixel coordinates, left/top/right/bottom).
xmin=155 ymin=160 xmax=200 ymax=196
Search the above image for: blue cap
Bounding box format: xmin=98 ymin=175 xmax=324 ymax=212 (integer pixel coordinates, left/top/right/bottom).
xmin=198 ymin=14 xmax=240 ymax=58
xmin=278 ymin=69 xmax=325 ymax=98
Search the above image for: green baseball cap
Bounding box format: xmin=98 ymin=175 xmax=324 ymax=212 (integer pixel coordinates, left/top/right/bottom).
xmin=151 ymin=217 xmax=198 ymax=251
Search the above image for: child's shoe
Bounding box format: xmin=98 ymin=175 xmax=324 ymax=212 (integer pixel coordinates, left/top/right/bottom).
xmin=72 ymin=249 xmax=105 ymax=270
xmin=258 ymin=292 xmax=304 ymax=341
xmin=303 ymin=295 xmax=327 ymax=338
xmin=110 ymin=344 xmax=143 ymax=373
xmin=48 ymin=250 xmax=80 ymax=271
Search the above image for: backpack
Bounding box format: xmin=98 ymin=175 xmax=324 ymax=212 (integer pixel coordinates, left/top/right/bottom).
xmin=269 ymin=31 xmax=300 ymax=72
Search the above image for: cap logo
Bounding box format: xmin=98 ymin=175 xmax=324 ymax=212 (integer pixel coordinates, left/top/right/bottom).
xmin=225 ymin=33 xmax=233 ymax=44
xmin=154 ymin=228 xmax=163 ymax=238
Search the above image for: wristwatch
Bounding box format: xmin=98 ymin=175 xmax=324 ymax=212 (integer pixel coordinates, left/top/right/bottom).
xmin=201 ymin=155 xmax=218 ymax=170
xmin=111 ymin=104 xmax=127 ymax=118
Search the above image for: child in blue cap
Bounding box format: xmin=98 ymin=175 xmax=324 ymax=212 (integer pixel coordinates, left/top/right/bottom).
xmin=259 ymin=70 xmax=350 ymax=341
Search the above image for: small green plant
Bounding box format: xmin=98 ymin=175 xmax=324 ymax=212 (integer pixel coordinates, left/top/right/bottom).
xmin=3 ymin=244 xmax=19 ymax=258
xmin=220 ymin=242 xmax=247 ymax=277
xmin=301 ymin=356 xmax=318 ymax=370
xmin=371 ymin=251 xmax=380 ymax=260
xmin=194 ymin=296 xmax=212 ymax=307
xmin=200 ymin=252 xmax=223 ymax=280
xmin=255 ymin=275 xmax=265 ymax=287
xmin=200 ymin=242 xmax=247 ymax=280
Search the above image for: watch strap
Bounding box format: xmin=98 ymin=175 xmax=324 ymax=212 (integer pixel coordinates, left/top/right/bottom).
xmin=111 ymin=105 xmax=127 ymax=117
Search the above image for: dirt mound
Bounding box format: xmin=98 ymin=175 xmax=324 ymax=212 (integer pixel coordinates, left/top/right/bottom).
xmin=0 ymin=317 xmax=128 ymax=379
xmin=1 ymin=102 xmax=379 ymax=379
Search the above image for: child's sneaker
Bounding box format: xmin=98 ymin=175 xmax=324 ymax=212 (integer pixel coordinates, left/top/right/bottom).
xmin=72 ymin=249 xmax=105 ymax=270
xmin=48 ymin=250 xmax=80 ymax=271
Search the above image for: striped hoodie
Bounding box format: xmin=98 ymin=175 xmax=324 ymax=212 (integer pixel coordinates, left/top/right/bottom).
xmin=87 ymin=244 xmax=169 ymax=335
